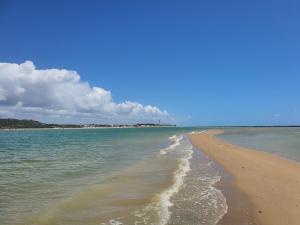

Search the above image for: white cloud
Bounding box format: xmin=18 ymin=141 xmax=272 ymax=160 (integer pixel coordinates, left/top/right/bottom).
xmin=0 ymin=61 xmax=169 ymax=124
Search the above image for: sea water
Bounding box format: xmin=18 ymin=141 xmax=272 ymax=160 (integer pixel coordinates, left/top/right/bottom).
xmin=219 ymin=127 xmax=300 ymax=162
xmin=0 ymin=127 xmax=227 ymax=225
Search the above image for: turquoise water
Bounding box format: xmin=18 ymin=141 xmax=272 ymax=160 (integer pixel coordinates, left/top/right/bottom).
xmin=0 ymin=127 xmax=227 ymax=225
xmin=2 ymin=127 xmax=299 ymax=225
xmin=219 ymin=127 xmax=300 ymax=162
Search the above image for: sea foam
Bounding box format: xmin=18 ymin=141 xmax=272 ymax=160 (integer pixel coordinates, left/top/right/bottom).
xmin=159 ymin=135 xmax=183 ymax=155
xmin=156 ymin=135 xmax=193 ymax=225
xmin=109 ymin=219 xmax=123 ymax=225
xmin=156 ymin=134 xmax=228 ymax=225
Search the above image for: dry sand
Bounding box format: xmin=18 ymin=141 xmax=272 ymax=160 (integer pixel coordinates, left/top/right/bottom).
xmin=189 ymin=130 xmax=300 ymax=225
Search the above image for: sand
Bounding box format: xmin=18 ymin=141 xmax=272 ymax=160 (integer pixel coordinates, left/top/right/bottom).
xmin=189 ymin=129 xmax=300 ymax=225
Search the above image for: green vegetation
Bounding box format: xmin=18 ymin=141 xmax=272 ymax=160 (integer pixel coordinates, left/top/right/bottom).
xmin=0 ymin=119 xmax=50 ymax=129
xmin=0 ymin=119 xmax=82 ymax=129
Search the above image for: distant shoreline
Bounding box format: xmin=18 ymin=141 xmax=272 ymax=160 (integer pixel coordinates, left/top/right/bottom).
xmin=0 ymin=125 xmax=176 ymax=131
xmin=0 ymin=118 xmax=176 ymax=130
xmin=2 ymin=125 xmax=300 ymax=130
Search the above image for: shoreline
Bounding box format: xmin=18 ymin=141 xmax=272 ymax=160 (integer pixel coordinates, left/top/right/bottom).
xmin=0 ymin=126 xmax=175 ymax=131
xmin=211 ymin=157 xmax=256 ymax=225
xmin=189 ymin=129 xmax=300 ymax=225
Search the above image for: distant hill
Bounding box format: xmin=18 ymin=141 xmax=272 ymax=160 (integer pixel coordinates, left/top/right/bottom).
xmin=0 ymin=119 xmax=83 ymax=129
xmin=0 ymin=118 xmax=53 ymax=129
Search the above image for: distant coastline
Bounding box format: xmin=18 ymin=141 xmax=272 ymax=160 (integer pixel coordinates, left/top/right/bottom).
xmin=1 ymin=118 xmax=300 ymax=130
xmin=0 ymin=118 xmax=176 ymax=130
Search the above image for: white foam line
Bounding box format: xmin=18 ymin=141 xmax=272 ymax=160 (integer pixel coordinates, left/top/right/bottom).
xmin=109 ymin=219 xmax=123 ymax=225
xmin=208 ymin=176 xmax=228 ymax=225
xmin=159 ymin=135 xmax=183 ymax=155
xmin=157 ymin=137 xmax=193 ymax=225
xmin=189 ymin=130 xmax=207 ymax=135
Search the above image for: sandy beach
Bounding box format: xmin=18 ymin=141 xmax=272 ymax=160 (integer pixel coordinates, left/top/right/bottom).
xmin=189 ymin=130 xmax=300 ymax=225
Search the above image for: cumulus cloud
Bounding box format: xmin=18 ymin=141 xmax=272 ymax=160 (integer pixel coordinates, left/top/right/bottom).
xmin=0 ymin=61 xmax=169 ymax=124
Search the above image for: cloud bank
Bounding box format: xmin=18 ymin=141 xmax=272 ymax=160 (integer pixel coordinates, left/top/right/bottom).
xmin=0 ymin=61 xmax=169 ymax=124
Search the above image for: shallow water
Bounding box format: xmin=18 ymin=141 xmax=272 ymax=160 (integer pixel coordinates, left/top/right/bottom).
xmin=0 ymin=127 xmax=227 ymax=225
xmin=219 ymin=127 xmax=300 ymax=162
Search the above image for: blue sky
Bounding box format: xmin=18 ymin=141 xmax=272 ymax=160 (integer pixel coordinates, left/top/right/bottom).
xmin=0 ymin=0 xmax=299 ymax=125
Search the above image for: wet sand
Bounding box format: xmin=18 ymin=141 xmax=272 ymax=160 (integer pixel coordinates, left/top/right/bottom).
xmin=189 ymin=130 xmax=300 ymax=225
xmin=212 ymin=159 xmax=256 ymax=225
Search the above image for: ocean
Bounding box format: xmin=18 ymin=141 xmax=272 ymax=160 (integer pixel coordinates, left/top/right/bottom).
xmin=2 ymin=127 xmax=299 ymax=225
xmin=219 ymin=127 xmax=300 ymax=162
xmin=0 ymin=127 xmax=227 ymax=225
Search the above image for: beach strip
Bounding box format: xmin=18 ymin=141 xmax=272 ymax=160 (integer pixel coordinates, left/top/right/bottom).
xmin=189 ymin=130 xmax=300 ymax=225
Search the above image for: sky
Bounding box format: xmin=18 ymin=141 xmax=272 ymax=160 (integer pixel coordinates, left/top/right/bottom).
xmin=0 ymin=0 xmax=299 ymax=125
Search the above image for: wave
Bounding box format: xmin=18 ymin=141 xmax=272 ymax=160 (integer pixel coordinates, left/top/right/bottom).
xmin=189 ymin=130 xmax=206 ymax=135
xmin=159 ymin=135 xmax=183 ymax=155
xmin=158 ymin=143 xmax=193 ymax=224
xmin=130 ymin=135 xmax=193 ymax=225
xmin=109 ymin=219 xmax=123 ymax=225
xmin=140 ymin=134 xmax=228 ymax=225
xmin=156 ymin=134 xmax=228 ymax=225
xmin=52 ymin=132 xmax=226 ymax=225
xmin=195 ymin=174 xmax=228 ymax=225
